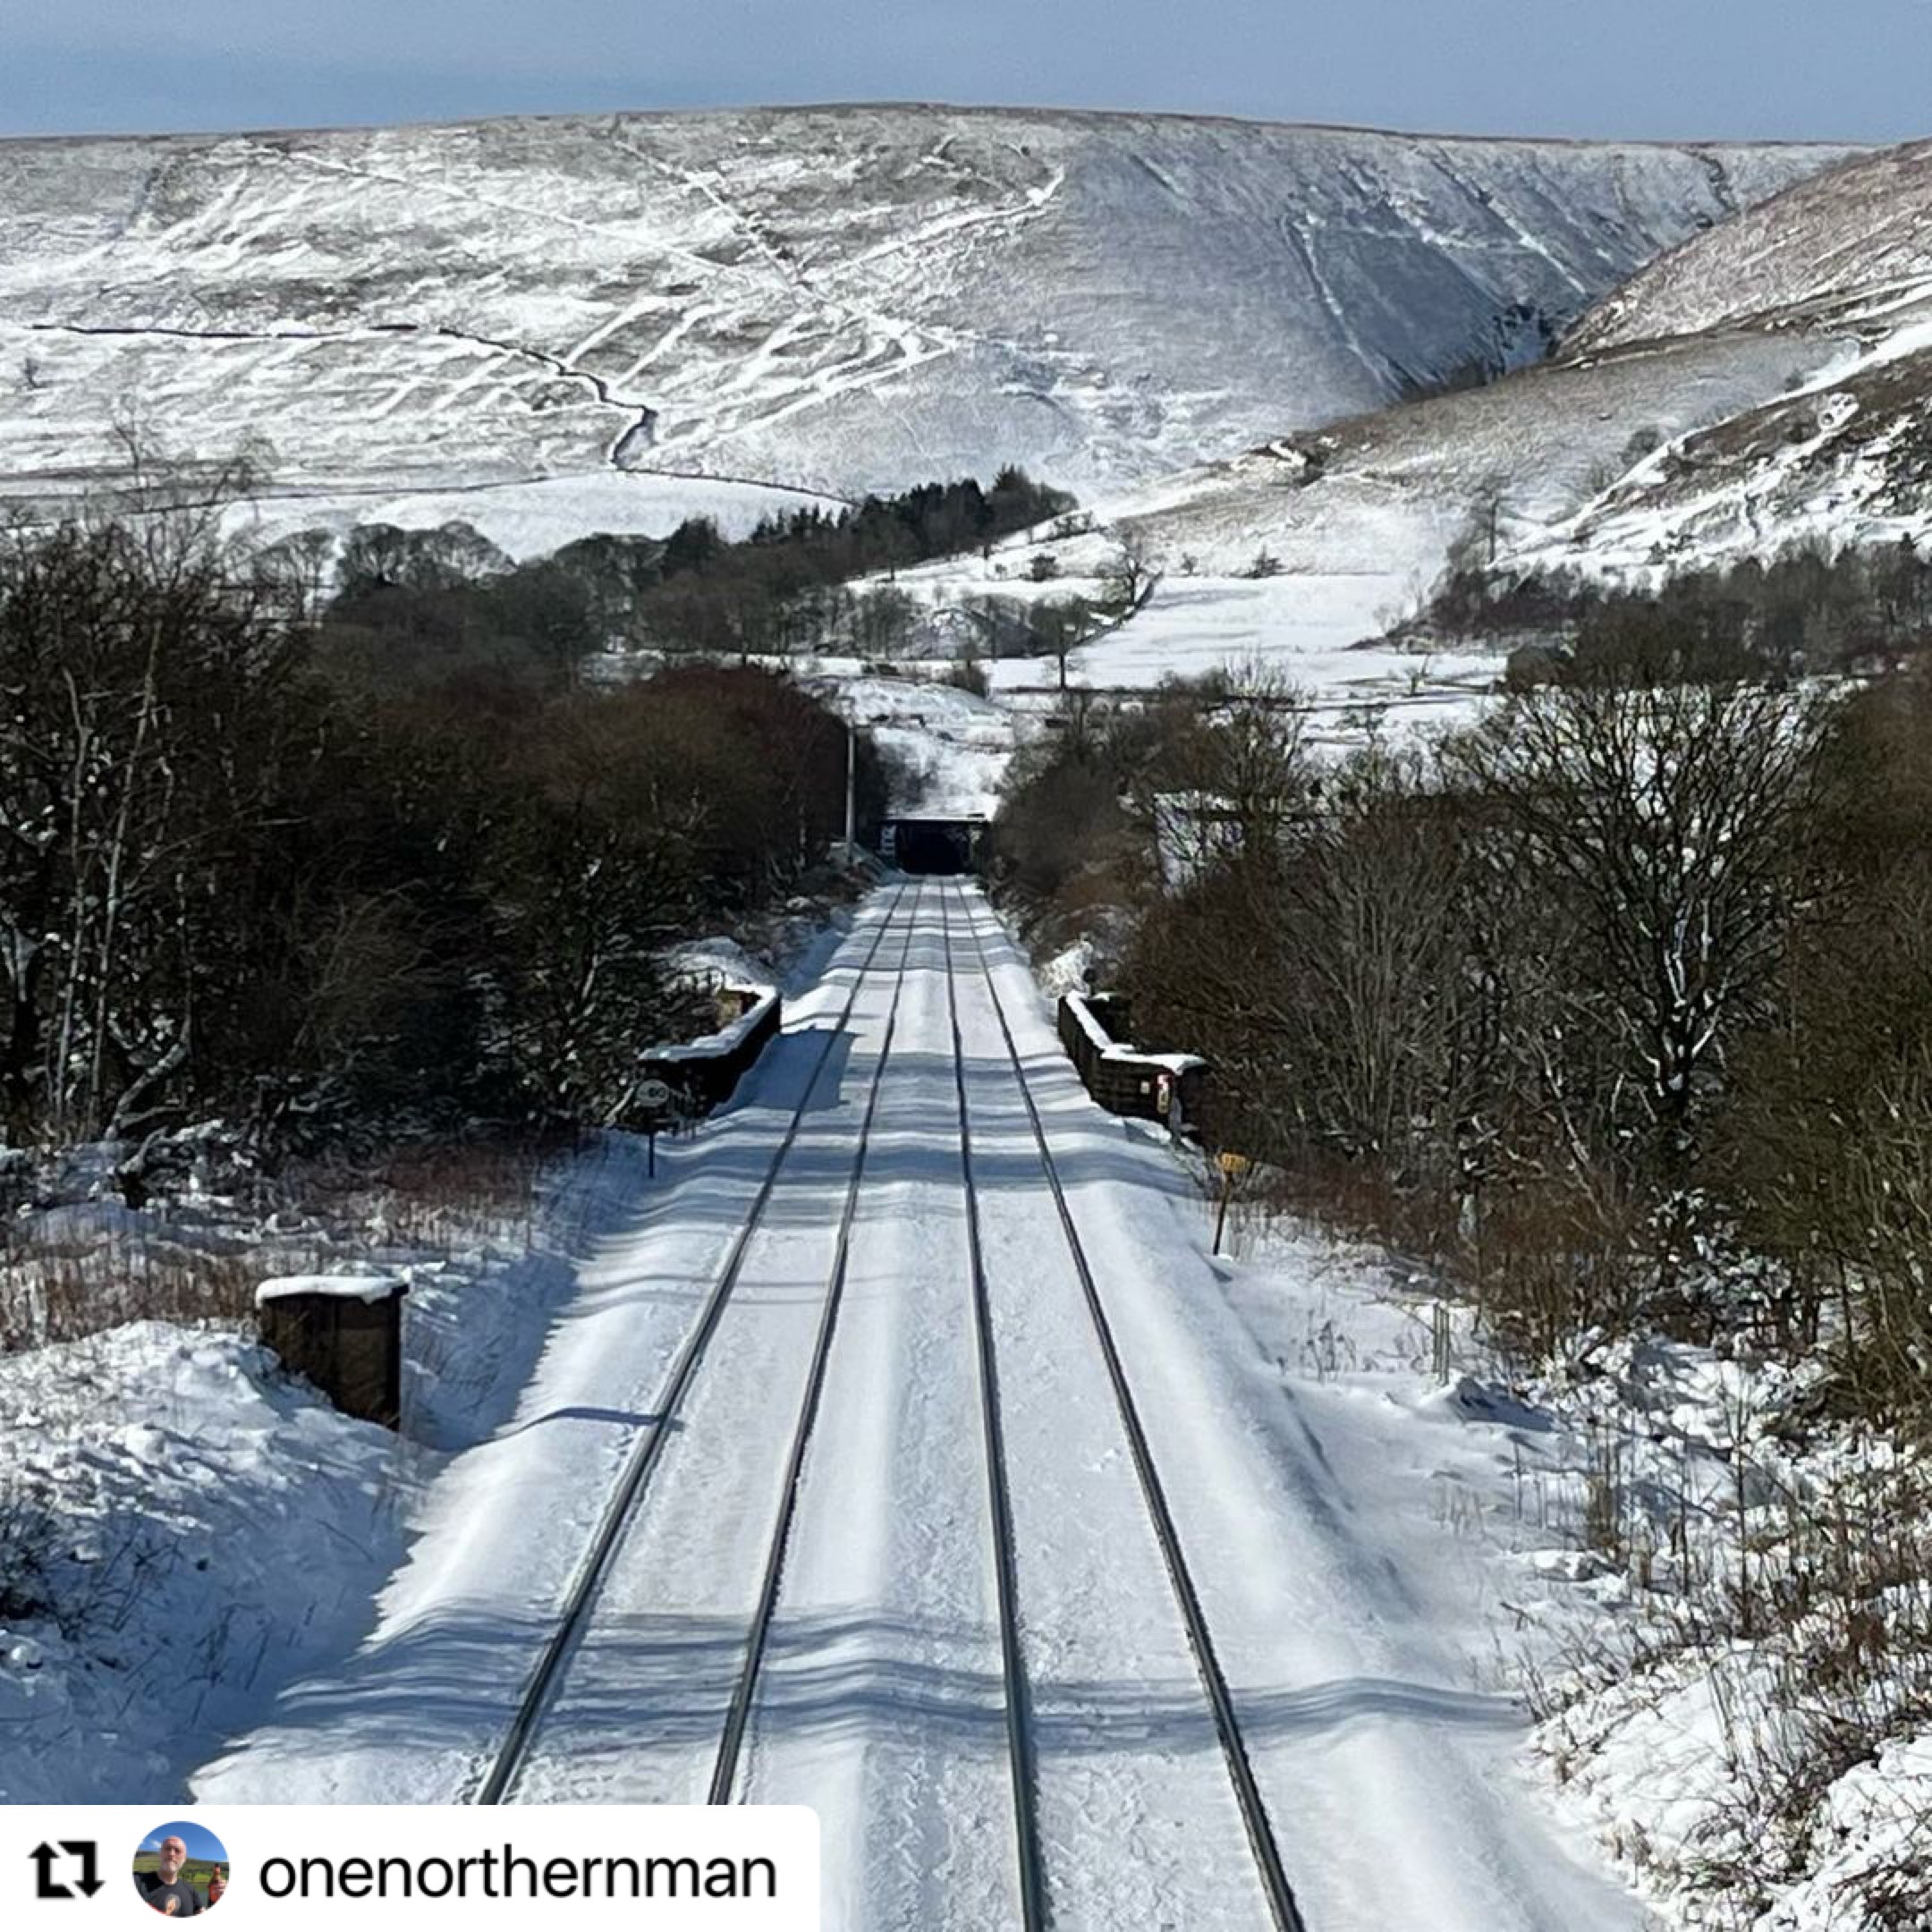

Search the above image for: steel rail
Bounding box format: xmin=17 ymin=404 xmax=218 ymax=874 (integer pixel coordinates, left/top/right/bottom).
xmin=473 ymin=881 xmax=918 ymax=1805
xmin=705 ymin=880 xmax=928 ymax=1803
xmin=937 ymin=882 xmax=1053 ymax=1929
xmin=952 ymin=879 xmax=1310 ymax=1932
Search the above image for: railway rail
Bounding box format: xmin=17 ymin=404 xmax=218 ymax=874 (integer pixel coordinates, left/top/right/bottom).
xmin=948 ymin=877 xmax=1309 ymax=1932
xmin=473 ymin=880 xmax=921 ymax=1805
xmin=937 ymin=885 xmax=1051 ymax=1929
xmin=470 ymin=874 xmax=1307 ymax=1932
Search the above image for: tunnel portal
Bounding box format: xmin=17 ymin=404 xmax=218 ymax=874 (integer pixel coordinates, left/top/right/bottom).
xmin=883 ymin=816 xmax=987 ymax=877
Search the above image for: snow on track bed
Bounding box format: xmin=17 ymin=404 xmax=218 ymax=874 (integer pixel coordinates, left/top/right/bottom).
xmin=487 ymin=888 xmax=923 ymax=1804
xmin=193 ymin=876 xmax=1652 ymax=1932
xmin=951 ymin=884 xmax=1650 ymax=1931
xmin=738 ymin=895 xmax=1026 ymax=1928
xmin=948 ymin=883 xmax=1295 ymax=1931
xmin=191 ymin=889 xmax=914 ymax=1805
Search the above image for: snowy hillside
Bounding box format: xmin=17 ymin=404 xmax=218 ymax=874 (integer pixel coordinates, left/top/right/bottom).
xmin=864 ymin=320 xmax=1828 ymax=723
xmin=953 ymin=137 xmax=1929 ymax=705
xmin=1569 ymin=140 xmax=1932 ymax=349
xmin=1538 ymin=138 xmax=1932 ymax=566
xmin=0 ymin=106 xmax=1852 ymax=526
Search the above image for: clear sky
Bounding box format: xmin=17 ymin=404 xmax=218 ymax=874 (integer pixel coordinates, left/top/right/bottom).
xmin=3 ymin=0 xmax=1924 ymax=144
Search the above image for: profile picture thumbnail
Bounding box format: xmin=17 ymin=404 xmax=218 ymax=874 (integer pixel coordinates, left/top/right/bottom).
xmin=132 ymin=1822 xmax=228 ymax=1916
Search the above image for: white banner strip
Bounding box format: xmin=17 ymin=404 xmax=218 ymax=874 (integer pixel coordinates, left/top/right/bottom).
xmin=9 ymin=1806 xmax=818 ymax=1930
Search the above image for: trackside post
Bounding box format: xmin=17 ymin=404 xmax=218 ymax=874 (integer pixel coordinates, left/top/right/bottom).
xmin=1212 ymin=1150 xmax=1250 ymax=1256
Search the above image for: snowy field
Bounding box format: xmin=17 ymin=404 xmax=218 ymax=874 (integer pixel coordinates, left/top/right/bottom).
xmin=844 ymin=531 xmax=1506 ymax=787
xmin=812 ymin=672 xmax=1021 ymax=818
xmin=980 ymin=572 xmax=1502 ymax=747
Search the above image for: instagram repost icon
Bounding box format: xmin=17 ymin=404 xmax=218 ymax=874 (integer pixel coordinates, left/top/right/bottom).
xmin=132 ymin=1824 xmax=228 ymax=1917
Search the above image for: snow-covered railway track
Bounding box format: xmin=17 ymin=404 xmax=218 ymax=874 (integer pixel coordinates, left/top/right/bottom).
xmin=186 ymin=875 xmax=1651 ymax=1928
xmin=936 ymin=885 xmax=1052 ymax=1929
xmin=472 ymin=881 xmax=923 ymax=1805
xmin=949 ymin=879 xmax=1310 ymax=1932
xmin=703 ymin=885 xmax=928 ymax=1808
xmin=464 ymin=875 xmax=1305 ymax=1926
xmin=666 ymin=880 xmax=1047 ymax=1928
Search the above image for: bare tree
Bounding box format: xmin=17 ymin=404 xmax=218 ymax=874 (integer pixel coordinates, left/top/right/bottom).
xmin=1100 ymin=530 xmax=1159 ymax=614
xmin=1124 ymin=658 xmax=1314 ymax=866
xmin=1032 ymin=595 xmax=1099 ymax=693
xmin=851 ymin=585 xmax=919 ymax=661
xmin=1469 ymin=470 xmax=1511 ymax=569
xmin=1449 ymin=676 xmax=1840 ymax=1184
xmin=0 ymin=511 xmax=313 ymax=1142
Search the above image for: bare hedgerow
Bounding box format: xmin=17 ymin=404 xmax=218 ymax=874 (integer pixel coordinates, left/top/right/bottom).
xmin=0 ymin=1126 xmax=577 ymax=1352
xmin=0 ymin=1233 xmax=261 ymax=1352
xmin=1471 ymin=1174 xmax=1646 ymax=1368
xmin=1534 ymin=1449 xmax=1932 ymax=1926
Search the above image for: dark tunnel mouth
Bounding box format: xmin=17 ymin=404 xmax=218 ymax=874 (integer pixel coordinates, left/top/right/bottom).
xmin=891 ymin=819 xmax=977 ymax=876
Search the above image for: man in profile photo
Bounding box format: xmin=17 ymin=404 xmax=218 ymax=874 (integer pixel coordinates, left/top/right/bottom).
xmin=135 ymin=1835 xmax=203 ymax=1916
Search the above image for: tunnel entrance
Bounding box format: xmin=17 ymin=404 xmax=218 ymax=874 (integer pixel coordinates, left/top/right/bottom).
xmin=883 ymin=816 xmax=987 ymax=876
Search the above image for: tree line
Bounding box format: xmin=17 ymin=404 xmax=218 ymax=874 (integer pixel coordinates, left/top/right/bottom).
xmin=0 ymin=510 xmax=891 ymax=1163
xmin=1418 ymin=536 xmax=1932 ymax=681
xmin=265 ymin=467 xmax=1076 ymax=671
xmin=996 ymin=653 xmax=1932 ymax=1433
xmin=628 ymin=467 xmax=1073 ymax=661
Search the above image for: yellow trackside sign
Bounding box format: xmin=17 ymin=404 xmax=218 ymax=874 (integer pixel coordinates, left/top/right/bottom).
xmin=1217 ymin=1151 xmax=1250 ymax=1178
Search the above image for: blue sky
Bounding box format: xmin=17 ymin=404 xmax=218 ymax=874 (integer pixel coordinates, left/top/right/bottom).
xmin=2 ymin=0 xmax=1925 ymax=142
xmin=139 ymin=1820 xmax=226 ymax=1862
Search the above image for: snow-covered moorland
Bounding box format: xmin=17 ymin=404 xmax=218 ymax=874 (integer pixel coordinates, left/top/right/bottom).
xmin=1021 ymin=139 xmax=1932 ymax=643
xmin=0 ymin=106 xmax=1852 ymax=521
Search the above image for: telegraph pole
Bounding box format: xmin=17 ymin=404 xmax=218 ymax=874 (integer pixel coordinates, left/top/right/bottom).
xmin=843 ymin=717 xmax=857 ymax=859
